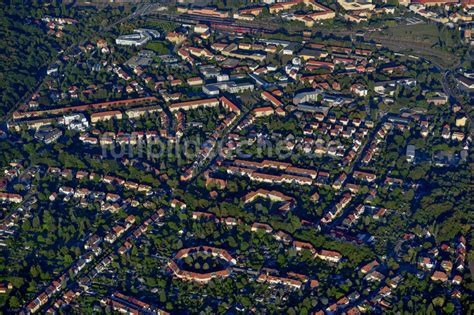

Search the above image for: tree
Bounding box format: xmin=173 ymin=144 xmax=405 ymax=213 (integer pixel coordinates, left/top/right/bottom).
xmin=32 ymin=216 xmax=40 ymax=230
xmin=443 ymin=302 xmax=455 ymax=314
xmin=9 ymin=296 xmax=20 ymax=309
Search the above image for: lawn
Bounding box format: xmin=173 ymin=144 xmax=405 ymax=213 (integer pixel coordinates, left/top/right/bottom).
xmin=146 ymin=41 xmax=170 ymax=55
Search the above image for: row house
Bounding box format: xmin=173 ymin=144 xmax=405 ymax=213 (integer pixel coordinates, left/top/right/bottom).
xmin=332 ymin=172 xmax=347 ymax=190
xmin=261 ymin=91 xmax=283 ymax=107
xmin=431 ymin=270 xmax=449 ymax=282
xmin=342 ymin=204 xmax=365 ymax=227
xmin=321 ymin=193 xmax=352 ymax=224
xmin=0 ymin=193 xmax=23 ymax=203
xmin=257 ymin=273 xmax=303 ymax=290
xmin=169 ymin=98 xmax=220 ymax=112
xmin=26 ymin=274 xmax=67 ymax=313
xmin=192 ymin=211 xmax=216 ymax=221
xmin=251 ymin=222 xmax=273 ymax=234
xmin=188 ymin=47 xmax=214 ymax=59
xmin=242 ymin=189 xmax=294 ymax=208
xmin=126 ymin=105 xmax=163 ymax=119
xmin=220 ymin=216 xmax=238 ymax=227
xmin=274 ymin=230 xmax=293 ymax=244
xmin=372 ymin=207 xmax=387 ymax=219
xmin=177 ymin=48 xmax=195 ymax=65
xmin=74 ymin=188 xmax=90 ymax=199
xmin=169 ymin=262 xmax=231 ymax=283
xmin=253 ymin=106 xmax=275 ymax=117
xmin=90 ymin=110 xmax=122 ymax=124
xmin=102 ymin=292 xmax=169 ymax=315
xmin=362 ymin=142 xmax=377 ymax=165
xmin=101 ymin=203 xmax=121 ymax=213
xmin=59 ymin=186 xmax=74 ymax=197
xmin=293 ymin=240 xmax=316 ymax=254
xmin=286 ymin=166 xmax=318 ymax=179
xmin=103 ymin=175 xmax=125 ymax=186
xmin=315 ymin=249 xmax=342 ymax=263
xmin=171 ymin=199 xmax=186 ymax=210
xmin=231 ymin=159 xmax=316 ymax=180
xmin=12 ymin=96 xmax=157 ymax=121
xmin=84 ymin=234 xmax=102 ymax=250
xmin=205 ymin=176 xmax=227 ymax=190
xmin=118 ymin=241 xmax=133 ymax=255
xmin=353 ymin=170 xmax=377 ymax=183
xmin=364 ymin=270 xmax=385 ymax=282
xmin=220 ymin=96 xmax=242 ymax=115
xmin=105 ymin=224 xmax=126 ymax=243
xmin=360 ymin=260 xmax=380 ymax=274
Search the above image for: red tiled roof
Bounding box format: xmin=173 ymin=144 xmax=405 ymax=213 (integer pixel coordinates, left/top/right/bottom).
xmin=13 ymin=97 xmax=156 ymax=120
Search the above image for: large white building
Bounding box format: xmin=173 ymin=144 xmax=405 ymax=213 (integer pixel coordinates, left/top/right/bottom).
xmin=202 ymin=81 xmax=255 ymax=96
xmin=293 ymin=90 xmax=322 ymax=105
xmin=62 ymin=113 xmax=89 ymax=131
xmin=115 ymin=29 xmax=160 ymax=47
xmin=337 ymin=0 xmax=375 ymax=11
xmin=406 ymin=145 xmax=416 ymax=163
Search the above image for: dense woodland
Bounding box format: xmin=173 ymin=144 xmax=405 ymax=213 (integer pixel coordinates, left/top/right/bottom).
xmin=0 ymin=3 xmax=58 ymax=116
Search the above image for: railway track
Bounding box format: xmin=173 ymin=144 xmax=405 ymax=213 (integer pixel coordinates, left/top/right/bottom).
xmin=149 ymin=12 xmax=299 ymax=35
xmin=146 ymin=12 xmax=460 ymax=70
